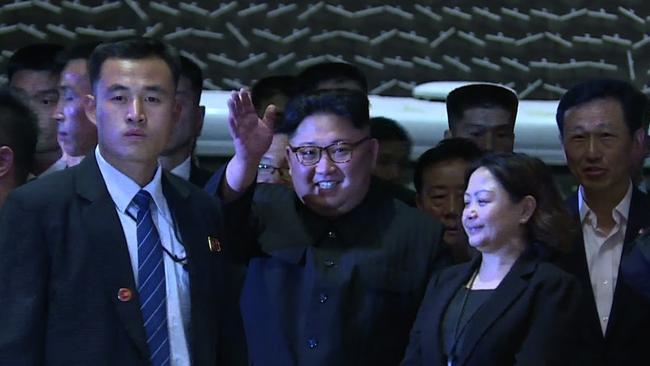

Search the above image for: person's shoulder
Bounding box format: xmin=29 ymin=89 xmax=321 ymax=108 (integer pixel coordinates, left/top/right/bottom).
xmin=8 ymin=168 xmax=77 ymax=210
xmin=531 ymin=260 xmax=580 ymax=287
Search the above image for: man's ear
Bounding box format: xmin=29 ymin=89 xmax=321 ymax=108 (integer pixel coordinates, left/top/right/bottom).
xmin=0 ymin=146 xmax=15 ymax=179
xmin=84 ymin=94 xmax=97 ymax=126
xmin=519 ymin=195 xmax=537 ymax=224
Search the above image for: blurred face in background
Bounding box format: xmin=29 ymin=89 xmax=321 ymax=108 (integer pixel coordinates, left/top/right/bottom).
xmin=417 ymin=158 xmax=471 ymax=255
xmin=450 ymin=107 xmax=514 ymax=153
xmin=258 ymin=133 xmax=291 ymax=186
xmin=52 ymin=59 xmax=97 ymax=157
xmin=10 ymin=70 xmax=60 ymax=154
xmin=374 ymin=139 xmax=410 ymax=185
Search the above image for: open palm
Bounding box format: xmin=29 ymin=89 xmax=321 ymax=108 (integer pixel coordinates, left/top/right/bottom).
xmin=227 ymin=89 xmax=276 ymax=164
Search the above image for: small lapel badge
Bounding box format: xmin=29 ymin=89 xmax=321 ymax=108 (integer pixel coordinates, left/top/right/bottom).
xmin=117 ymin=287 xmax=133 ymax=302
xmin=208 ymin=236 xmax=222 ymax=253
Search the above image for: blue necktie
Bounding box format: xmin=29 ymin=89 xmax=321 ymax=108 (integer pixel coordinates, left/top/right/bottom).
xmin=133 ymin=190 xmax=170 ymax=366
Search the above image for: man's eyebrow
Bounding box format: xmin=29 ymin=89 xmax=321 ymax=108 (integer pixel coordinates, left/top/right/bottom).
xmin=106 ymin=84 xmax=128 ymax=93
xmin=143 ymin=85 xmax=169 ymax=95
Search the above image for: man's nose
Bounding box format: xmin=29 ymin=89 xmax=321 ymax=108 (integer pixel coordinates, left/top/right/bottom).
xmin=126 ymin=99 xmax=145 ymax=124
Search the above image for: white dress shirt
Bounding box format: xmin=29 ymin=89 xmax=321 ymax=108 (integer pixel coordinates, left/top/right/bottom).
xmin=169 ymin=156 xmax=192 ymax=181
xmin=95 ymin=147 xmax=190 ymax=366
xmin=578 ymin=183 xmax=632 ymax=335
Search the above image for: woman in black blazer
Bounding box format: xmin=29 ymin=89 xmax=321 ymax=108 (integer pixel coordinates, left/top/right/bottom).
xmin=402 ymin=153 xmax=583 ymax=366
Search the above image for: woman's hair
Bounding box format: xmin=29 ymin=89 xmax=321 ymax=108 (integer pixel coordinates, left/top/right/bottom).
xmin=468 ymin=153 xmax=575 ymax=258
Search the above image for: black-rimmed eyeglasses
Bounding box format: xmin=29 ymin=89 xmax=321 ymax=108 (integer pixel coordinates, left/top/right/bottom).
xmin=289 ymin=136 xmax=371 ymax=166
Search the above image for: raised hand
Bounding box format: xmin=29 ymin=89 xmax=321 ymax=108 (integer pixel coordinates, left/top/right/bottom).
xmin=227 ymin=89 xmax=276 ymax=164
xmin=223 ymin=89 xmax=278 ymax=198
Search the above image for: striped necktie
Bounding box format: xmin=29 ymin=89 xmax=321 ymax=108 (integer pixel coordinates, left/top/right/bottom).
xmin=132 ymin=190 xmax=170 ymax=366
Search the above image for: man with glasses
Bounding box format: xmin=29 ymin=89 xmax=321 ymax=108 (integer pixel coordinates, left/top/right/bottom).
xmin=218 ymin=90 xmax=445 ymax=365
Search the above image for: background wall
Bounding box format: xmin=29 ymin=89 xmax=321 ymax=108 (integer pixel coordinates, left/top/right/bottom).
xmin=1 ymin=1 xmax=649 ymax=99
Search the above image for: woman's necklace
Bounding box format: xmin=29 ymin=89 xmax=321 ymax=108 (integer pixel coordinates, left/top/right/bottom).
xmin=448 ymin=269 xmax=479 ymax=366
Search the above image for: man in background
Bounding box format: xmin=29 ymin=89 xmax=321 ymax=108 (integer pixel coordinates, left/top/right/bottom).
xmin=159 ymin=56 xmax=212 ymax=187
xmin=555 ymin=78 xmax=650 ymax=366
xmin=0 ymin=88 xmax=38 ymax=209
xmin=7 ymin=43 xmax=64 ymax=176
xmin=445 ymin=83 xmax=518 ymax=153
xmin=250 ymin=75 xmax=298 ymax=186
xmin=413 ymin=138 xmax=482 ymax=263
xmin=52 ymin=42 xmax=99 ymax=168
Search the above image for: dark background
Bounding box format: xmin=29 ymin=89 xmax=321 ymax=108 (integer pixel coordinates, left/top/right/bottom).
xmin=1 ymin=1 xmax=649 ymax=99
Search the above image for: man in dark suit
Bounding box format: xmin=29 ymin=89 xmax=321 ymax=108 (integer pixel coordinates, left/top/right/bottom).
xmin=555 ymin=79 xmax=650 ymax=365
xmin=0 ymin=88 xmax=38 ymax=209
xmin=217 ymin=90 xmax=446 ymax=365
xmin=159 ymin=56 xmax=212 ymax=188
xmin=0 ymin=38 xmax=237 ymax=365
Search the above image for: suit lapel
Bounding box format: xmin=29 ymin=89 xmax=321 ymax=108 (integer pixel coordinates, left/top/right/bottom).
xmin=607 ymin=188 xmax=650 ymax=337
xmin=562 ymin=194 xmax=604 ymax=339
xmin=456 ymin=256 xmax=535 ymax=366
xmin=421 ymin=260 xmax=478 ymax=365
xmin=75 ymin=154 xmax=149 ymax=359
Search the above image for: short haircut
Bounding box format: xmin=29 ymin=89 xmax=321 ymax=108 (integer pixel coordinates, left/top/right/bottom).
xmin=179 ymin=55 xmax=203 ymax=101
xmin=251 ymin=75 xmax=299 ymax=112
xmin=279 ymin=91 xmax=369 ymax=135
xmin=468 ymin=153 xmax=574 ymax=258
xmin=6 ymin=43 xmax=64 ymax=81
xmin=297 ymin=62 xmax=368 ymax=94
xmin=56 ymin=41 xmax=101 ymax=67
xmin=0 ymin=87 xmax=38 ymax=183
xmin=556 ymin=78 xmax=649 ymax=135
xmin=413 ymin=138 xmax=482 ymax=193
xmin=88 ymin=37 xmax=181 ymax=90
xmin=370 ymin=117 xmax=411 ymax=144
xmin=446 ymin=83 xmax=518 ymax=130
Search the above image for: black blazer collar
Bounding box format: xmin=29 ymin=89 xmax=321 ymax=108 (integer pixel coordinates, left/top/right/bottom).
xmin=422 ymin=254 xmax=538 ymax=366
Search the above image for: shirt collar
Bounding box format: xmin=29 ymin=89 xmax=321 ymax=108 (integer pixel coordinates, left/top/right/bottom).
xmin=95 ymin=146 xmax=168 ymax=218
xmin=578 ymin=182 xmax=633 ymax=225
xmin=169 ymin=155 xmax=192 ymax=181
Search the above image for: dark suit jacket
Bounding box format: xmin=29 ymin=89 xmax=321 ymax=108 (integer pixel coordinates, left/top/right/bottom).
xmin=402 ymin=253 xmax=583 ymax=366
xmin=189 ymin=162 xmax=213 ymax=188
xmin=222 ymin=180 xmax=446 ymax=366
xmin=0 ymin=154 xmax=237 ymax=365
xmin=556 ymin=189 xmax=650 ymax=365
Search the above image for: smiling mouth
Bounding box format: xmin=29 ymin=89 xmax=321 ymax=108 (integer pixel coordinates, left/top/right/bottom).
xmin=317 ymin=181 xmax=338 ymax=189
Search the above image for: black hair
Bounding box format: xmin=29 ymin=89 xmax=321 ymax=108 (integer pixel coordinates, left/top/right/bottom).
xmin=297 ymin=62 xmax=368 ymax=94
xmin=88 ymin=37 xmax=181 ymax=90
xmin=468 ymin=153 xmax=574 ymax=258
xmin=6 ymin=43 xmax=64 ymax=81
xmin=251 ymin=74 xmax=299 ymax=114
xmin=413 ymin=138 xmax=483 ymax=193
xmin=556 ymin=78 xmax=649 ymax=135
xmin=56 ymin=41 xmax=102 ymax=67
xmin=179 ymin=55 xmax=203 ymax=102
xmin=0 ymin=87 xmax=38 ymax=183
xmin=370 ymin=117 xmax=411 ymax=144
xmin=446 ymin=83 xmax=518 ymax=130
xmin=278 ymin=91 xmax=369 ymax=135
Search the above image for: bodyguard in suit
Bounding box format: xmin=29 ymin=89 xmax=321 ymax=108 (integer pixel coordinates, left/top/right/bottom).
xmin=217 ymin=90 xmax=446 ymax=365
xmin=159 ymin=56 xmax=212 ymax=188
xmin=555 ymin=79 xmax=650 ymax=365
xmin=0 ymin=38 xmax=235 ymax=365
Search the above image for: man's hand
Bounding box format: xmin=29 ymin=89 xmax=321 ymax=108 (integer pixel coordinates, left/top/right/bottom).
xmin=228 ymin=89 xmax=276 ymax=164
xmin=222 ymin=90 xmax=278 ymax=200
